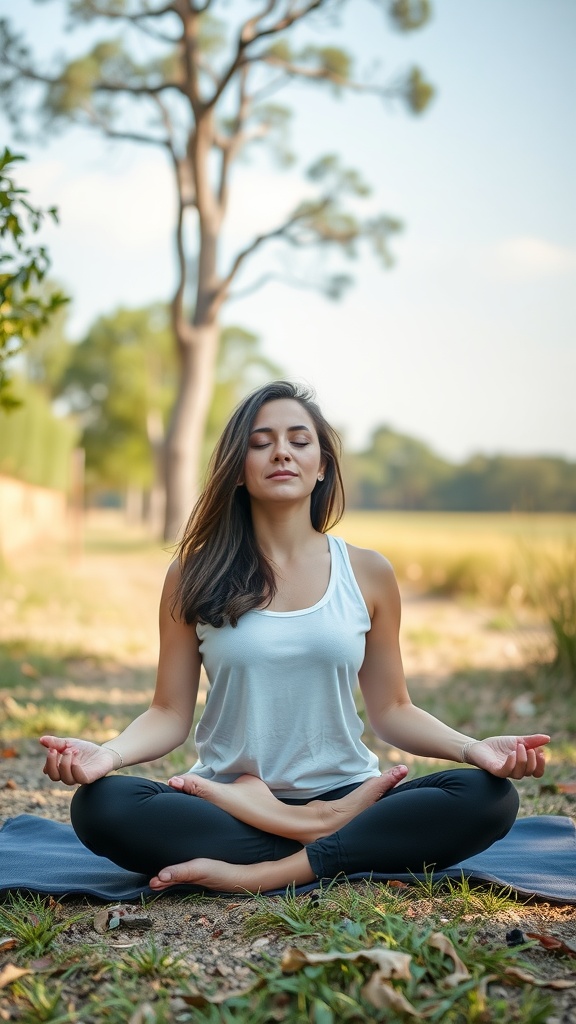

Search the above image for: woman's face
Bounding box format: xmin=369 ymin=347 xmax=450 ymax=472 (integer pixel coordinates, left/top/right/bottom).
xmin=242 ymin=399 xmax=325 ymax=505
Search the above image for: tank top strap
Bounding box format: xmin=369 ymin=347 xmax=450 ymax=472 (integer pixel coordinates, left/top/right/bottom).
xmin=328 ymin=535 xmax=370 ymax=623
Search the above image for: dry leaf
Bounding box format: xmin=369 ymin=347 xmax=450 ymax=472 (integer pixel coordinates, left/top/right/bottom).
xmin=3 ymin=779 xmax=17 ymax=790
xmin=504 ymin=966 xmax=576 ymax=989
xmin=387 ymin=879 xmax=409 ymax=889
xmin=93 ymin=908 xmax=111 ymax=934
xmin=428 ymin=932 xmax=470 ymax=987
xmin=526 ymin=932 xmax=576 ymax=958
xmin=281 ymin=945 xmax=412 ymax=980
xmin=0 ymin=964 xmax=32 ymax=989
xmin=0 ymin=938 xmax=17 ymax=952
xmin=362 ymin=970 xmax=423 ymax=1015
xmin=0 ymin=747 xmax=18 ymax=759
xmin=556 ymin=782 xmax=576 ymax=795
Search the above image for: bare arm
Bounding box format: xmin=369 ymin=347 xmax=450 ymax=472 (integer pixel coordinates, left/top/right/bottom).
xmin=350 ymin=546 xmax=549 ymax=778
xmin=41 ymin=561 xmax=202 ymax=785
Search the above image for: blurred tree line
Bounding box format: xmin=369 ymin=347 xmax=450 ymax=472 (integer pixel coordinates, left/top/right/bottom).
xmin=2 ymin=298 xmax=574 ymax=516
xmin=344 ymin=425 xmax=576 ymax=513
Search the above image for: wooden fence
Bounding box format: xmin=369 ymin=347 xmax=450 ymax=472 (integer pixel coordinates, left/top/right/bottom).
xmin=0 ymin=475 xmax=69 ymax=559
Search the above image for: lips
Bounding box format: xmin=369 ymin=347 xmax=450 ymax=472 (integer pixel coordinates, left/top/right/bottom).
xmin=268 ymin=471 xmax=297 ymax=478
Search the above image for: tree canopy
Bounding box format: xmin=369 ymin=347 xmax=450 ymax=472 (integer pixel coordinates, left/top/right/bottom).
xmin=0 ymin=1 xmax=434 ymax=536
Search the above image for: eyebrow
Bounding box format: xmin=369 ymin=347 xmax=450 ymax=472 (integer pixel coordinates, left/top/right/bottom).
xmin=249 ymin=424 xmax=313 ymax=436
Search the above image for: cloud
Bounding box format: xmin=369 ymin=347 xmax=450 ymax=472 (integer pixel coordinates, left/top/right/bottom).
xmin=493 ymin=236 xmax=576 ymax=278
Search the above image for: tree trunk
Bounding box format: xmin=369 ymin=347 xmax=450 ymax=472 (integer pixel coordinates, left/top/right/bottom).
xmin=163 ymin=320 xmax=219 ymax=541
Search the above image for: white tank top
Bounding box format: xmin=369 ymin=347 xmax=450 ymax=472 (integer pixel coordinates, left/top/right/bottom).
xmin=190 ymin=534 xmax=380 ymax=798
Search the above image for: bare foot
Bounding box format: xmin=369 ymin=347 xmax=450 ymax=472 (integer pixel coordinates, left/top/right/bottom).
xmin=149 ymin=848 xmax=315 ymax=894
xmin=168 ymin=766 xmax=408 ymax=844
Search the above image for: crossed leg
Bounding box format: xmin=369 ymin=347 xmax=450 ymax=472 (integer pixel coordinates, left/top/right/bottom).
xmin=149 ymin=766 xmax=408 ymax=892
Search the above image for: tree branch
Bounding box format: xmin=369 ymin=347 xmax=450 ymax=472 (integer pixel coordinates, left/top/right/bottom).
xmin=217 ymin=199 xmax=330 ymax=299
xmin=205 ymin=0 xmax=326 ymax=112
xmin=70 ymin=1 xmax=178 ymax=23
xmin=84 ymin=107 xmax=172 ymax=150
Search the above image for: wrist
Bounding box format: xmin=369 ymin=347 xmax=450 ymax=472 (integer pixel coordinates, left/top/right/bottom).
xmin=101 ymin=745 xmax=124 ymax=771
xmin=460 ymin=739 xmax=479 ymax=764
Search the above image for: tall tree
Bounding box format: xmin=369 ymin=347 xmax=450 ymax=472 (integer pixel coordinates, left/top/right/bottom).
xmin=57 ymin=304 xmax=282 ymax=513
xmin=0 ymin=0 xmax=434 ymax=537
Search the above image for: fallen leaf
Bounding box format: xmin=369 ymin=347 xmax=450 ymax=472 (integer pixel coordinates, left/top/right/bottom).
xmin=0 ymin=938 xmax=17 ymax=952
xmin=362 ymin=970 xmax=423 ymax=1015
xmin=387 ymin=879 xmax=409 ymax=889
xmin=428 ymin=933 xmax=470 ymax=987
xmin=93 ymin=908 xmax=111 ymax=934
xmin=504 ymin=966 xmax=576 ymax=989
xmin=526 ymin=932 xmax=576 ymax=958
xmin=3 ymin=779 xmax=17 ymax=790
xmin=0 ymin=747 xmax=18 ymax=759
xmin=281 ymin=945 xmax=412 ymax=981
xmin=0 ymin=964 xmax=32 ymax=989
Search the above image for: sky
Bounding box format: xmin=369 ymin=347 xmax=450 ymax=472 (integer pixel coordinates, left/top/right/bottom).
xmin=2 ymin=0 xmax=575 ymax=461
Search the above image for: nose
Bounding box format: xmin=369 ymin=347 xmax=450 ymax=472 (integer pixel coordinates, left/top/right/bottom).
xmin=272 ymin=439 xmax=291 ymax=462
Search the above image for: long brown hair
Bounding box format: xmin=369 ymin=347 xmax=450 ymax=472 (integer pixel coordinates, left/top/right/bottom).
xmin=173 ymin=380 xmax=345 ymax=627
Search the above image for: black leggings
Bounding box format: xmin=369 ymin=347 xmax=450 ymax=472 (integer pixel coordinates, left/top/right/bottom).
xmin=70 ymin=769 xmax=519 ymax=881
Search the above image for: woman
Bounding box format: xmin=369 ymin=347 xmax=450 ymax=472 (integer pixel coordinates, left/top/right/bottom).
xmin=40 ymin=381 xmax=549 ymax=894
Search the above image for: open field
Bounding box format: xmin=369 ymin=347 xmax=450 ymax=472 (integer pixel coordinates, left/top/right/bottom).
xmin=0 ymin=511 xmax=575 ymax=1022
xmin=338 ymin=511 xmax=576 ymax=605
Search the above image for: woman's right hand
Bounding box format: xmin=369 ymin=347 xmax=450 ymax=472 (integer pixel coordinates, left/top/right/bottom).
xmin=39 ymin=735 xmax=116 ymax=786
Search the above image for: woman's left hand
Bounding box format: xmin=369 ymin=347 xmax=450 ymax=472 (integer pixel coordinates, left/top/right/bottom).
xmin=465 ymin=734 xmax=550 ymax=779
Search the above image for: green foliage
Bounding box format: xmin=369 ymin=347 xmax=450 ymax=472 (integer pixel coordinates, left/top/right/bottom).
xmin=390 ymin=0 xmax=433 ymax=32
xmin=59 ymin=304 xmax=175 ymax=492
xmin=0 ymin=376 xmax=78 ymax=489
xmin=0 ymin=149 xmax=68 ymax=408
xmin=58 ymin=307 xmax=283 ymax=493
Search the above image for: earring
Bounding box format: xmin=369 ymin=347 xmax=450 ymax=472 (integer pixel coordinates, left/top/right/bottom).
xmin=317 ymin=474 xmax=324 ymax=482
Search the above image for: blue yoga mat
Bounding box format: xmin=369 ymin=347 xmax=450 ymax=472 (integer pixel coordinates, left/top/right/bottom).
xmin=1 ymin=813 xmax=575 ymax=903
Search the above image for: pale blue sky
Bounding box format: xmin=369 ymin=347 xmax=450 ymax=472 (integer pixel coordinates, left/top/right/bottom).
xmin=2 ymin=0 xmax=575 ymax=459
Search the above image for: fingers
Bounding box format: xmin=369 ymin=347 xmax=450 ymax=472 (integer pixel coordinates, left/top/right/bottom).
xmin=522 ymin=734 xmax=551 ymax=749
xmin=39 ymin=735 xmax=68 ymax=752
xmin=509 ymin=741 xmax=528 ymax=780
xmin=42 ymin=744 xmax=87 ymax=786
xmin=43 ymin=747 xmax=63 ymax=782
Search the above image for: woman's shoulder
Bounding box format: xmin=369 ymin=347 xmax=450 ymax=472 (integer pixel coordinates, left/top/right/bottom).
xmin=340 ymin=541 xmax=399 ymax=612
xmin=341 ymin=540 xmax=395 ymax=578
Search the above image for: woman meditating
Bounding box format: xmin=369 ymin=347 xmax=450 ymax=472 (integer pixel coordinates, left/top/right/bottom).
xmin=40 ymin=381 xmax=549 ymax=894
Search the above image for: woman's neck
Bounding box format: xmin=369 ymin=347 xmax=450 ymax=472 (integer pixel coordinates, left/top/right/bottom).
xmin=250 ymin=502 xmax=322 ymax=563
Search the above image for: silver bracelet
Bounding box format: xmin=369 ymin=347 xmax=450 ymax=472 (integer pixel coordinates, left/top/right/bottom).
xmin=460 ymin=739 xmax=477 ymax=764
xmin=101 ymin=745 xmax=124 ymax=770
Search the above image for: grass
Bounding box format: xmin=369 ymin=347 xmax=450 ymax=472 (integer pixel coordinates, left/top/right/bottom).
xmin=1 ymin=511 xmax=575 ymax=1022
xmin=0 ymin=889 xmax=559 ymax=1023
